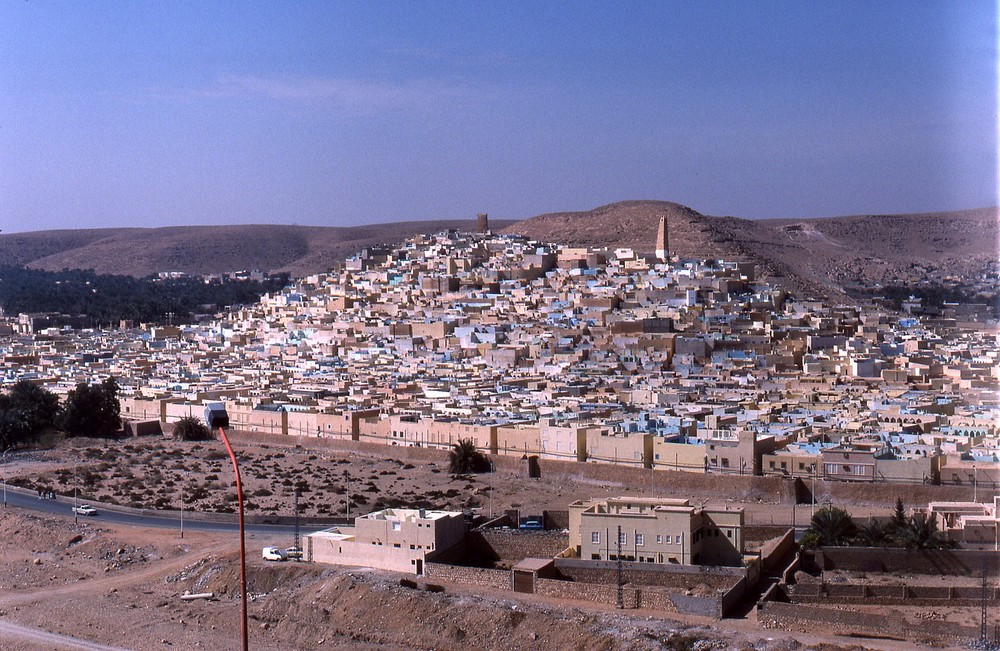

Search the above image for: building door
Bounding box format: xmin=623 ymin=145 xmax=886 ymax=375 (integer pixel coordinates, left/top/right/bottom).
xmin=415 ymin=559 xmax=423 ymax=576
xmin=512 ymin=570 xmax=534 ymax=593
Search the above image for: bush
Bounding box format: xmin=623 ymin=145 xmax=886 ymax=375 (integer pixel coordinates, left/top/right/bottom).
xmin=173 ymin=416 xmax=212 ymax=441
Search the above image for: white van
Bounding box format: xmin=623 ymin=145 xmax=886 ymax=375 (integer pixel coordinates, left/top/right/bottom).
xmin=261 ymin=546 xmax=287 ymax=561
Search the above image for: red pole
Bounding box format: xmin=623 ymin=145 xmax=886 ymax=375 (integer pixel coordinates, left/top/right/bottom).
xmin=218 ymin=426 xmax=249 ymax=651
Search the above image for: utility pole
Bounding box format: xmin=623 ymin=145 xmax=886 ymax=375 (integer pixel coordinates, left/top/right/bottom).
xmin=344 ymin=470 xmax=351 ymax=520
xmin=293 ymin=488 xmax=300 ymax=555
xmin=981 ymin=558 xmax=989 ymax=647
xmin=616 ymin=525 xmax=624 ymax=609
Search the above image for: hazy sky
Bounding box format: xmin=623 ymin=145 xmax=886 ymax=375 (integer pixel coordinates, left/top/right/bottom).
xmin=1 ymin=2 xmax=996 ymax=233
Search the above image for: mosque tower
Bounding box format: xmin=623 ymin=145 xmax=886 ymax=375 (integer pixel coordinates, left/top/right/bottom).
xmin=655 ymin=215 xmax=669 ymax=261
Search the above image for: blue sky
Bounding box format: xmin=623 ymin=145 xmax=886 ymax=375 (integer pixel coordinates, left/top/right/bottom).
xmin=1 ymin=1 xmax=996 ymax=232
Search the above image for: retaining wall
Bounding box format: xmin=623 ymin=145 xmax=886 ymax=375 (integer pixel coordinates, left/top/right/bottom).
xmin=758 ymin=600 xmax=980 ymax=643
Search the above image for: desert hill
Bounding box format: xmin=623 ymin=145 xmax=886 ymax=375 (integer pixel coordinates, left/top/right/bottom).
xmin=2 ymin=202 xmax=995 ymax=300
xmin=504 ymin=201 xmax=998 ymax=299
xmin=0 ymin=219 xmax=515 ymax=279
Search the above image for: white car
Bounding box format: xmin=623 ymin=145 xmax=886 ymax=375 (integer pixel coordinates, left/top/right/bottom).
xmin=262 ymin=546 xmax=287 ymax=562
xmin=72 ymin=504 xmax=98 ymax=516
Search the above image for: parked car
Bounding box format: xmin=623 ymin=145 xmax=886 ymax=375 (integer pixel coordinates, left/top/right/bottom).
xmin=520 ymin=519 xmax=543 ymax=530
xmin=285 ymin=546 xmax=303 ymax=560
xmin=262 ymin=546 xmax=287 ymax=562
xmin=72 ymin=504 xmax=98 ymax=516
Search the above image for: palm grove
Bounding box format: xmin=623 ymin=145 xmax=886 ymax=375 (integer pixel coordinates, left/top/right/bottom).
xmin=0 ymin=378 xmax=121 ymax=450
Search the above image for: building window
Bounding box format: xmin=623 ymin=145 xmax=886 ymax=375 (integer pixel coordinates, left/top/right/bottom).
xmin=636 ymin=533 xmax=644 ymax=546
xmin=392 ymin=521 xmax=401 ymax=531
xmin=618 ymin=531 xmax=627 ymax=546
xmin=656 ymin=534 xmax=663 ymax=544
xmin=591 ymin=531 xmax=600 ymax=544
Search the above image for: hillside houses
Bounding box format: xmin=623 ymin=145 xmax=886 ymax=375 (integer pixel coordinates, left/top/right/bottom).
xmin=1 ymin=227 xmax=997 ymax=487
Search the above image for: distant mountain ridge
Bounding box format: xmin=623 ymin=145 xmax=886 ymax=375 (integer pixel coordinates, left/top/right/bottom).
xmin=1 ymin=202 xmax=995 ymax=300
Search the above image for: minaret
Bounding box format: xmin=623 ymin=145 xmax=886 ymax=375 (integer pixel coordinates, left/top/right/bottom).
xmin=476 ymin=213 xmax=489 ymax=234
xmin=655 ymin=215 xmax=669 ymax=261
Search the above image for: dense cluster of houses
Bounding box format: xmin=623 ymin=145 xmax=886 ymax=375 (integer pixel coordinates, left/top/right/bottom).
xmin=1 ymin=225 xmax=997 ymax=488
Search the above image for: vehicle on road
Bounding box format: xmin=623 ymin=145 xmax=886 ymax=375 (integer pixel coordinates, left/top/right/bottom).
xmin=520 ymin=519 xmax=543 ymax=530
xmin=262 ymin=546 xmax=287 ymax=561
xmin=72 ymin=504 xmax=98 ymax=516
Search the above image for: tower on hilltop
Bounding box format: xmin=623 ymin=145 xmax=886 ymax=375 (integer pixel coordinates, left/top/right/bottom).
xmin=476 ymin=213 xmax=489 ymax=234
xmin=655 ymin=215 xmax=669 ymax=261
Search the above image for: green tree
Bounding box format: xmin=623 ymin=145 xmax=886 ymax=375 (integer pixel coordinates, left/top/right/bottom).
xmin=856 ymin=518 xmax=894 ymax=547
xmin=0 ymin=395 xmax=32 ymax=450
xmin=896 ymin=512 xmax=952 ymax=550
xmin=804 ymin=505 xmax=857 ymax=547
xmin=173 ymin=416 xmax=212 ymax=441
xmin=447 ymin=438 xmax=490 ymax=474
xmin=9 ymin=380 xmax=60 ymax=437
xmin=887 ymin=497 xmax=907 ymax=535
xmin=59 ymin=378 xmax=121 ymax=437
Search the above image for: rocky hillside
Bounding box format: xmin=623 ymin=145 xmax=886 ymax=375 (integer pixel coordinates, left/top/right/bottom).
xmin=0 ymin=219 xmax=515 ymax=279
xmin=2 ymin=202 xmax=994 ymax=300
xmin=504 ymin=201 xmax=998 ymax=300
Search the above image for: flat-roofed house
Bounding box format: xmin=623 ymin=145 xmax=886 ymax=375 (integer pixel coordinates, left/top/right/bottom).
xmin=568 ymin=496 xmax=744 ymax=567
xmin=306 ymin=508 xmax=466 ymax=575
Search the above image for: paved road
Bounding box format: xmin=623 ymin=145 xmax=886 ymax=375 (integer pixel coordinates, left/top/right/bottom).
xmin=0 ymin=484 xmax=318 ymax=536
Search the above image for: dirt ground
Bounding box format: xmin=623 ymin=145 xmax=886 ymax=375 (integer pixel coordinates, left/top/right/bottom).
xmin=0 ymin=435 xmax=989 ymax=650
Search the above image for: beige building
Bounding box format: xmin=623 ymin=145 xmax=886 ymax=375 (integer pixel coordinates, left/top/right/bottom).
xmin=928 ymin=497 xmax=1000 ymax=548
xmin=568 ymin=497 xmax=744 ymax=567
xmin=305 ymin=508 xmax=466 ymax=575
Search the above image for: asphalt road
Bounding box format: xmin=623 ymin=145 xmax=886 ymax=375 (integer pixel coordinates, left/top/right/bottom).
xmin=0 ymin=484 xmax=312 ymax=536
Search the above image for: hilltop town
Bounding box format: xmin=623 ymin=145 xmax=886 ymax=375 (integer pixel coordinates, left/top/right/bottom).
xmin=5 ymin=217 xmax=997 ymax=492
xmin=1 ymin=215 xmax=998 ymax=649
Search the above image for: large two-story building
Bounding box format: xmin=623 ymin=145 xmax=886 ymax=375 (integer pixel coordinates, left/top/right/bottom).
xmin=568 ymin=496 xmax=745 ymax=567
xmin=305 ymin=508 xmax=466 ymax=575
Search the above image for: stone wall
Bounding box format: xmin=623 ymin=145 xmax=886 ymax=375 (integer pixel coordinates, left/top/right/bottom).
xmin=554 ymin=558 xmax=744 ymax=591
xmin=815 ymin=547 xmax=999 ymax=576
xmin=758 ymin=600 xmax=980 ymax=643
xmin=477 ymin=530 xmax=570 ymax=562
xmin=424 ymin=563 xmax=509 ymax=590
xmin=535 ymin=578 xmax=639 ymax=608
xmin=790 ymin=580 xmax=1000 ymax=605
xmin=543 ymin=510 xmax=569 ymax=530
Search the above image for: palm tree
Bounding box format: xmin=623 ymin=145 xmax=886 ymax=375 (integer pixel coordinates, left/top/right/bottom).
xmin=896 ymin=512 xmax=952 ymax=550
xmin=447 ymin=438 xmax=489 ymax=474
xmin=805 ymin=505 xmax=857 ymax=547
xmin=856 ymin=518 xmax=894 ymax=547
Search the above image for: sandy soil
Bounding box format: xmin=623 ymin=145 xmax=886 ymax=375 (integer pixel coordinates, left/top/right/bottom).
xmin=0 ymin=436 xmax=988 ymax=650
